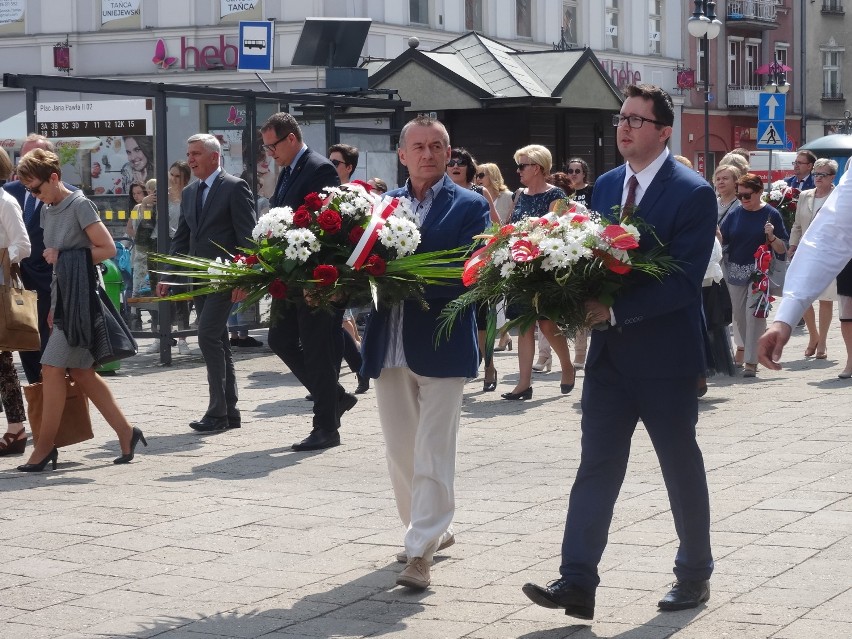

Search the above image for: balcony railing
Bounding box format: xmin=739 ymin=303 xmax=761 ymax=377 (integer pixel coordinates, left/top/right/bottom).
xmin=822 ymin=88 xmax=845 ymax=100
xmin=727 ymin=0 xmax=778 ymax=22
xmin=822 ymin=1 xmax=844 ymax=13
xmin=727 ymin=85 xmax=764 ymax=108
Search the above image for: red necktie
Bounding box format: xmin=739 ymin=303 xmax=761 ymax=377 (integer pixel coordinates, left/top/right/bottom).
xmin=622 ymin=175 xmax=639 ymax=219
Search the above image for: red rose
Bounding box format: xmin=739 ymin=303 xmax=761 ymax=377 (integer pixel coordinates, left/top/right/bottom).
xmin=293 ymin=206 xmax=313 ymax=228
xmin=363 ymin=254 xmax=387 ymax=276
xmin=348 ymin=225 xmax=365 ymax=245
xmin=313 ymin=264 xmax=339 ymax=287
xmin=268 ymin=278 xmax=288 ymax=299
xmin=317 ymin=209 xmax=342 ymax=234
xmin=244 ymin=254 xmax=259 ymax=266
xmin=304 ymin=192 xmax=323 ymax=211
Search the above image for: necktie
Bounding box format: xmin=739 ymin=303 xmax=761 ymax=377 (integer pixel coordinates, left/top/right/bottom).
xmin=23 ymin=194 xmax=36 ymax=225
xmin=622 ymin=175 xmax=639 ymax=219
xmin=275 ymin=166 xmax=291 ymax=204
xmin=196 ymin=181 xmax=207 ymax=217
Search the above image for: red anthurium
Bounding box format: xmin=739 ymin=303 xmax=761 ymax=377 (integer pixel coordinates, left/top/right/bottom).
xmin=570 ymin=213 xmax=589 ymax=223
xmin=593 ymin=249 xmax=632 ymax=275
xmin=510 ymin=239 xmax=540 ymax=262
xmin=601 ymin=225 xmax=640 ymax=250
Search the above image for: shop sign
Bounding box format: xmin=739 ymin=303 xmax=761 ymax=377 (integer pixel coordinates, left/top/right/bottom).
xmin=0 ymin=1 xmax=25 ymax=26
xmin=598 ymin=59 xmax=642 ymax=89
xmin=101 ymin=0 xmax=140 ymax=26
xmin=152 ymin=36 xmax=239 ymax=71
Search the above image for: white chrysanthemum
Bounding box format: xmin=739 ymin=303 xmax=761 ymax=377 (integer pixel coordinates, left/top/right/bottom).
xmin=491 ymin=246 xmax=510 ymax=265
xmin=768 ymin=188 xmax=783 ymax=202
xmin=621 ymin=223 xmax=641 ymax=241
xmin=538 ymin=238 xmax=566 ymax=256
xmin=394 ymin=198 xmax=416 ymax=221
xmin=500 ymin=261 xmax=516 ymax=278
xmin=540 ymin=255 xmax=559 ymax=272
xmin=296 ymin=246 xmax=313 ymax=262
xmin=563 ymin=240 xmax=592 ymax=262
xmin=207 ymin=256 xmax=228 ymax=276
xmin=284 ymin=245 xmax=299 ymax=261
xmin=770 ymin=180 xmax=787 ymax=191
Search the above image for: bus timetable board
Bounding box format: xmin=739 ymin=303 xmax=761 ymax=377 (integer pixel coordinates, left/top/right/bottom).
xmin=36 ymin=99 xmax=153 ymax=138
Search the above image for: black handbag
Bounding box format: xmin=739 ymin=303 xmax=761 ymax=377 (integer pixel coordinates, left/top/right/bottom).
xmin=90 ymin=261 xmax=137 ymax=366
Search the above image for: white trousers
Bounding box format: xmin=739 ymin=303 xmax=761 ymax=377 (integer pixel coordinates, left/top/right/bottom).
xmin=375 ymin=367 xmax=465 ymax=561
xmin=728 ymin=283 xmax=765 ymax=365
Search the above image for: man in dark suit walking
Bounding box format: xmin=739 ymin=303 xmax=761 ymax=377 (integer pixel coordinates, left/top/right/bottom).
xmin=156 ymin=134 xmax=255 ymax=432
xmin=260 ymin=113 xmax=353 ymax=452
xmin=522 ymin=84 xmax=716 ymax=619
xmin=2 ymin=134 xmax=76 ymax=384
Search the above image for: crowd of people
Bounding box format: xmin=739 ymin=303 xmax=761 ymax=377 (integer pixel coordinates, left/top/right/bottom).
xmin=2 ymin=82 xmax=850 ymax=616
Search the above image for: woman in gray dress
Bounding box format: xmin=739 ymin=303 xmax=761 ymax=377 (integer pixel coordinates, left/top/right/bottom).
xmin=14 ymin=149 xmax=145 ymax=472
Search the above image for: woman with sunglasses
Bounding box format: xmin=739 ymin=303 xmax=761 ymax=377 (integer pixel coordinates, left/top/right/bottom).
xmin=502 ymin=145 xmax=574 ymax=400
xmin=0 ymin=148 xmax=31 ymax=458
xmin=564 ymin=158 xmax=594 ymax=209
xmin=14 ymin=149 xmax=144 ymax=471
xmin=720 ymin=173 xmax=788 ymax=378
xmin=789 ymin=159 xmax=838 ymax=361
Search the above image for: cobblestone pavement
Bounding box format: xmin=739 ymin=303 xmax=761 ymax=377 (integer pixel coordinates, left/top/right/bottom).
xmin=1 ymin=320 xmax=850 ymax=639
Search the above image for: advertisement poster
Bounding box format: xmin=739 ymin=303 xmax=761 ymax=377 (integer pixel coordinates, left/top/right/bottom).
xmin=220 ymin=0 xmax=262 ymax=22
xmin=0 ymin=0 xmax=25 ymax=35
xmin=101 ymin=0 xmax=141 ymax=29
xmin=89 ymin=135 xmax=155 ymax=197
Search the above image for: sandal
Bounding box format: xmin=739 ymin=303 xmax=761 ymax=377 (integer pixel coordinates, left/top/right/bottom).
xmin=805 ymin=343 xmax=818 ymax=357
xmin=815 ymin=351 xmax=828 ymax=360
xmin=743 ymin=364 xmax=757 ymax=378
xmin=0 ymin=430 xmax=28 ymax=457
xmin=734 ymin=347 xmax=745 ymax=368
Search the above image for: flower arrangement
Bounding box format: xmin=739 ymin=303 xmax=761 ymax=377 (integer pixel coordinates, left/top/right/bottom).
xmin=439 ymin=206 xmax=679 ymax=337
xmin=155 ymin=181 xmax=470 ymax=310
xmin=762 ymin=180 xmax=799 ymax=232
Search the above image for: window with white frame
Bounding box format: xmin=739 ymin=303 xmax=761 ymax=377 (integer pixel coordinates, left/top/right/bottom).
xmin=605 ymin=0 xmax=619 ymax=50
xmin=562 ymin=1 xmax=578 ymax=45
xmin=466 ymin=0 xmax=483 ymax=31
xmin=649 ymin=0 xmax=662 ymax=55
xmin=728 ymin=38 xmax=743 ymax=87
xmin=516 ymin=0 xmax=531 ymax=38
xmin=745 ymin=40 xmax=760 ymax=88
xmin=823 ymin=49 xmax=843 ymax=98
xmin=410 ymin=0 xmax=428 ymax=25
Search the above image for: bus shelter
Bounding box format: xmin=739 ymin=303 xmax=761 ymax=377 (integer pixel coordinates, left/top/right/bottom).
xmin=3 ymin=73 xmax=408 ymax=365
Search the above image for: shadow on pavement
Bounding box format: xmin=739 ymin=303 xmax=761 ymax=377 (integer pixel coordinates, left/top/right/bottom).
xmin=517 ymin=607 xmax=702 ymax=638
xmin=154 ymin=445 xmax=323 ymax=482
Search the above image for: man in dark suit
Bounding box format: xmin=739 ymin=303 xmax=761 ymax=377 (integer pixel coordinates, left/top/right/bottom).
xmin=522 ymin=84 xmax=716 ymax=619
xmin=360 ymin=115 xmax=489 ymax=590
xmin=2 ymin=134 xmax=76 ymax=384
xmin=784 ymin=150 xmax=816 ymax=191
xmin=156 ymin=134 xmax=255 ymax=432
xmin=260 ymin=113 xmax=352 ymax=452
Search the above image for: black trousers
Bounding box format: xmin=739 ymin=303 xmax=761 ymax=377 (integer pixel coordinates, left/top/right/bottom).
xmin=341 ymin=328 xmax=362 ymax=374
xmin=268 ymin=300 xmax=345 ymax=432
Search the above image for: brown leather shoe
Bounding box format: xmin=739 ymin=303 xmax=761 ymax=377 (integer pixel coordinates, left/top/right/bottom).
xmin=396 ymin=557 xmax=431 ymax=590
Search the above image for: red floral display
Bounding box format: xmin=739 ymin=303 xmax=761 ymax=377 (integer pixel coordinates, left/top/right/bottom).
xmin=317 ymin=209 xmax=343 ymax=234
xmin=313 ymin=264 xmax=339 ymax=287
xmin=292 ymin=206 xmax=313 ymax=228
xmin=268 ymin=278 xmax=288 ymax=299
xmin=363 ymin=254 xmax=387 ymax=276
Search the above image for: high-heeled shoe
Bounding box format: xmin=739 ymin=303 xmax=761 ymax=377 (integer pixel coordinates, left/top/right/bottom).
xmin=0 ymin=430 xmax=27 ymax=457
xmin=532 ymin=355 xmax=552 ymax=373
xmin=17 ymin=447 xmax=58 ymax=472
xmin=501 ymin=387 xmax=532 ymax=400
xmin=494 ymin=338 xmax=513 ymax=352
xmin=114 ymin=427 xmax=148 ymax=464
xmin=483 ymin=366 xmax=498 ymax=392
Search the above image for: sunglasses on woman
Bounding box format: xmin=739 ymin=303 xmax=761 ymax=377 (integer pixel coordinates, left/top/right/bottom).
xmin=475 ymin=172 xmax=486 ymax=179
xmin=447 ymin=159 xmax=468 ymax=167
xmin=735 ymin=191 xmax=755 ymax=200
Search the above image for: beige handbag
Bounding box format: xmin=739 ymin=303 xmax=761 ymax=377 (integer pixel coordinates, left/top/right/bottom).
xmin=0 ymin=248 xmax=41 ymax=351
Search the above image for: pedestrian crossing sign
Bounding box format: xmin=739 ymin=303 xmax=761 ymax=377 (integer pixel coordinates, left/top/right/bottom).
xmin=756 ymin=121 xmax=785 ymax=149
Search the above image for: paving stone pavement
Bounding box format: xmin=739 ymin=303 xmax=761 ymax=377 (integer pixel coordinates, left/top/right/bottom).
xmin=1 ymin=320 xmax=850 ymax=639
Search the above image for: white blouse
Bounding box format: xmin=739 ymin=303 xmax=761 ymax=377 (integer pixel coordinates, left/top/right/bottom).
xmin=0 ymin=189 xmax=32 ymax=282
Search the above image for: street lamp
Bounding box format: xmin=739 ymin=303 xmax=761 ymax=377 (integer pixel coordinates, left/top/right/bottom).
xmin=687 ymin=1 xmax=722 ymax=180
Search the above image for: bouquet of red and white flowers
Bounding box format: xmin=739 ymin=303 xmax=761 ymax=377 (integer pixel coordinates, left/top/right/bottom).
xmin=155 ymin=181 xmax=470 ymax=310
xmin=762 ymin=180 xmax=799 ymax=232
xmin=439 ymin=203 xmax=679 ymax=336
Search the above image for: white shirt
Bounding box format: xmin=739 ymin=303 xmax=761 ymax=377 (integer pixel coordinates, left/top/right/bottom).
xmin=0 ymin=189 xmax=32 ymax=280
xmin=775 ymin=166 xmax=852 ymax=326
xmin=623 ymin=147 xmax=670 ymax=208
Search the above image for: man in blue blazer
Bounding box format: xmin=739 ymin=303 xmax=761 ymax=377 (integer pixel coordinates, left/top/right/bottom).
xmin=261 ymin=113 xmax=350 ymax=452
xmin=522 ymin=85 xmax=717 ymax=619
xmin=784 ymin=150 xmax=816 ymax=191
xmin=2 ymin=134 xmax=76 ymax=384
xmin=157 ymin=134 xmax=256 ymax=432
xmin=360 ymin=115 xmax=488 ymax=590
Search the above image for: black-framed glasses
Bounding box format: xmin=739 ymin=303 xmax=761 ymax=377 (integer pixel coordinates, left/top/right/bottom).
xmin=329 ymin=158 xmax=344 ymax=167
xmin=24 ymin=180 xmax=45 ymax=195
xmin=475 ymin=172 xmax=486 ymax=179
xmin=262 ymin=133 xmax=291 ymax=153
xmin=517 ymin=163 xmax=535 ymax=171
xmin=735 ymin=191 xmax=755 ymax=200
xmin=566 ymin=168 xmax=583 ymax=174
xmin=813 ymin=172 xmax=834 ymax=178
xmin=447 ymin=159 xmax=468 ymax=167
xmin=792 ymin=160 xmax=812 ymax=166
xmin=612 ymin=113 xmax=667 ymax=129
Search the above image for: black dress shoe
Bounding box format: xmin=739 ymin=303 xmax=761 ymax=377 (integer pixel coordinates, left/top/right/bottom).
xmin=657 ymin=580 xmax=710 ymax=611
xmin=338 ymin=392 xmax=358 ymax=417
xmin=236 ymin=336 xmax=264 ymax=347
xmin=354 ymin=374 xmax=370 ymax=395
xmin=522 ymin=578 xmax=595 ymax=620
xmin=305 ymin=394 xmax=314 ymax=401
xmin=189 ymin=416 xmax=229 ymax=432
xmin=292 ymin=429 xmax=340 ymax=451
xmin=501 ymin=387 xmax=532 ymax=401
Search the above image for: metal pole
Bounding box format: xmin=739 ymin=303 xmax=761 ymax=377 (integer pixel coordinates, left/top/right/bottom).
xmin=703 ymin=31 xmax=711 ymax=181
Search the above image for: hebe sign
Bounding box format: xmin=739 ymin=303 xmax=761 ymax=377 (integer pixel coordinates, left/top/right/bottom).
xmin=155 ymin=37 xmax=239 ymax=71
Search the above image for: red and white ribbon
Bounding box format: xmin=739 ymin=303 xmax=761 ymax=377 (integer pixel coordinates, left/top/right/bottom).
xmin=346 ymin=197 xmax=400 ymax=269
